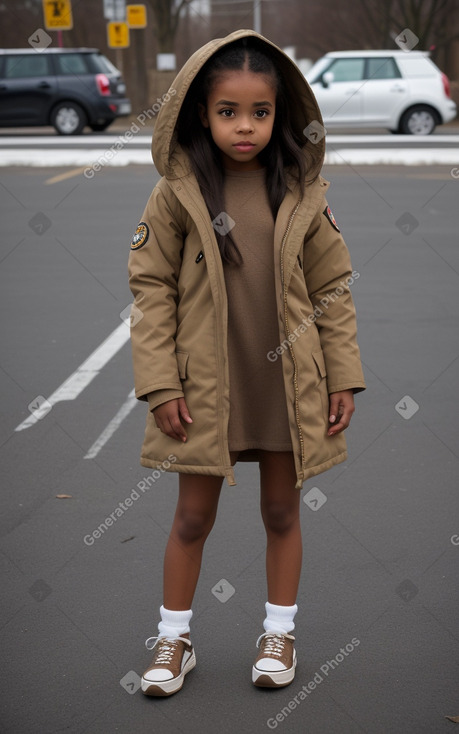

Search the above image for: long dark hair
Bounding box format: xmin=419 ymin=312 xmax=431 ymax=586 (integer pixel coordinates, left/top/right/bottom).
xmin=177 ymin=37 xmax=308 ymax=265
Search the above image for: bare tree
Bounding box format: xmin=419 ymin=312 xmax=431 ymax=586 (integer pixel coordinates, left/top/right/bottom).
xmin=144 ymin=0 xmax=191 ymax=53
xmin=356 ymin=0 xmax=459 ymax=51
xmin=274 ymin=0 xmax=459 ymax=77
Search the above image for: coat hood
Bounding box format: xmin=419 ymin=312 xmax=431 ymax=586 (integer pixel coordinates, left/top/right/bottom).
xmin=152 ymin=29 xmax=325 ymax=182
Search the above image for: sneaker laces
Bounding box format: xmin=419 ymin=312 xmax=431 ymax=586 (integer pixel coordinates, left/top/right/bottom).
xmin=256 ymin=632 xmax=288 ymax=658
xmin=145 ymin=636 xmax=181 ymax=665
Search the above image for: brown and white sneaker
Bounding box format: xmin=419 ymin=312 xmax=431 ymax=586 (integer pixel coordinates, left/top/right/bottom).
xmin=252 ymin=631 xmax=296 ymax=688
xmin=141 ymin=635 xmax=196 ymax=696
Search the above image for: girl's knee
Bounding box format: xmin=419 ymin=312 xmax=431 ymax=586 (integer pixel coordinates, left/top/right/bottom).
xmin=261 ymin=501 xmax=299 ymax=534
xmin=174 ymin=473 xmax=222 ymax=543
xmin=174 ymin=507 xmax=215 ymax=544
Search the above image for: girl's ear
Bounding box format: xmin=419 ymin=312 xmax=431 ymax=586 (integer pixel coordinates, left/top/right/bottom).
xmin=198 ymin=103 xmax=209 ymax=128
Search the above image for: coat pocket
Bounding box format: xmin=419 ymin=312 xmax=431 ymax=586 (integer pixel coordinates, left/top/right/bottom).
xmin=176 ymin=351 xmax=189 ymax=380
xmin=312 ymin=349 xmax=329 ymax=427
xmin=312 ymin=349 xmax=327 ymax=379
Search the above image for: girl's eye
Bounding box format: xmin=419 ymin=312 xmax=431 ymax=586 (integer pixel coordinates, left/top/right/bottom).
xmin=254 ymin=109 xmax=269 ymax=118
xmin=219 ymin=109 xmax=235 ymax=118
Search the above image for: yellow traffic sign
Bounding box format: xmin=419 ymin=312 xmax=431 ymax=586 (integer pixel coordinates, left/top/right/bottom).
xmin=42 ymin=0 xmax=73 ymax=30
xmin=127 ymin=4 xmax=147 ymax=28
xmin=107 ymin=21 xmax=130 ymax=48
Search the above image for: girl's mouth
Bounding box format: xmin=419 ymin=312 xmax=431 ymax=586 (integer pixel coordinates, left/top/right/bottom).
xmin=233 ymin=142 xmax=255 ymax=152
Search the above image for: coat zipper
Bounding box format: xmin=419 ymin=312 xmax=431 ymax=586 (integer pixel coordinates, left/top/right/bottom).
xmin=280 ymin=199 xmax=305 ymax=477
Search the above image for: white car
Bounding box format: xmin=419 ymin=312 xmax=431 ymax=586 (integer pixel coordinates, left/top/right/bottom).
xmin=306 ymin=50 xmax=457 ymax=134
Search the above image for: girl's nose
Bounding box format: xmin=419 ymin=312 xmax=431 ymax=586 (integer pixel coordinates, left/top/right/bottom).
xmin=236 ymin=117 xmax=254 ymax=133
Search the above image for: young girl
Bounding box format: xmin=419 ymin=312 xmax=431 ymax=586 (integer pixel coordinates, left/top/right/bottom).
xmin=128 ymin=29 xmax=365 ymax=696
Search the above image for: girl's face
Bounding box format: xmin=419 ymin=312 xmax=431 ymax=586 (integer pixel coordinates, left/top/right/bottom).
xmin=199 ymin=69 xmax=276 ymax=171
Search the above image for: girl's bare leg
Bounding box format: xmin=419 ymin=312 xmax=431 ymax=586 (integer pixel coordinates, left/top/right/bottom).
xmin=163 ymin=453 xmax=238 ymax=610
xmin=259 ymin=451 xmax=302 ymax=606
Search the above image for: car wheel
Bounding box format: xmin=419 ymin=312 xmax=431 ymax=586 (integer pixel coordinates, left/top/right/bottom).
xmin=399 ymin=105 xmax=438 ymax=135
xmin=90 ymin=122 xmax=111 ymax=132
xmin=51 ymin=102 xmax=87 ymax=135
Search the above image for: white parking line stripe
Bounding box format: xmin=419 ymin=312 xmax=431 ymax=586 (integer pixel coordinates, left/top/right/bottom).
xmin=326 ymin=135 xmax=459 ymax=144
xmin=2 ymin=147 xmax=457 ymax=168
xmin=324 ymin=148 xmax=459 ymax=165
xmin=84 ymin=389 xmax=138 ymax=459
xmin=0 ymin=134 xmax=458 ymax=146
xmin=0 ymin=149 xmax=152 ymax=167
xmin=15 ymin=323 xmax=130 ymax=431
xmin=0 ymin=135 xmax=153 ymax=146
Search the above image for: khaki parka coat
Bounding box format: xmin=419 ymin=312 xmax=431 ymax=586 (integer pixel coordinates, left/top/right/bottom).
xmin=128 ymin=29 xmax=366 ymax=489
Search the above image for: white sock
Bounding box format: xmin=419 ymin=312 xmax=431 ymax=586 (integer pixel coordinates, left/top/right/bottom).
xmin=157 ymin=605 xmax=193 ymax=638
xmin=263 ymin=601 xmax=298 ymax=634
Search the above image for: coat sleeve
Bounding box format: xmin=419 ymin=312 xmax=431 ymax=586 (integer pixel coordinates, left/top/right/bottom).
xmin=302 ymin=197 xmax=366 ymax=394
xmin=128 ymin=183 xmax=185 ymax=407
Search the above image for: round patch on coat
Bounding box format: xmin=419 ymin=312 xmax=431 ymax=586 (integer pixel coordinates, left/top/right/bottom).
xmin=131 ymin=222 xmax=149 ymax=250
xmin=323 ymin=205 xmax=340 ymax=232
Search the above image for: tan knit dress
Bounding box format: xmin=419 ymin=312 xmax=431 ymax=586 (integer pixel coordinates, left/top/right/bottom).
xmin=222 ymin=167 xmax=293 ymax=456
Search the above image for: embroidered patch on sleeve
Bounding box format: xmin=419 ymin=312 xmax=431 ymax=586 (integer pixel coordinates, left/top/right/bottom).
xmin=130 ymin=222 xmax=149 ymax=250
xmin=323 ymin=206 xmax=340 ymax=232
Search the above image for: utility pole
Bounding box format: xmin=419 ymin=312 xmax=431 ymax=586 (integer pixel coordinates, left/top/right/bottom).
xmin=253 ymin=0 xmax=261 ymax=34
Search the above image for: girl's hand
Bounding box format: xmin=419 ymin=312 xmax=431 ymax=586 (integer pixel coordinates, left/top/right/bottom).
xmin=328 ymin=390 xmax=355 ymax=436
xmin=153 ymin=397 xmax=193 ymax=442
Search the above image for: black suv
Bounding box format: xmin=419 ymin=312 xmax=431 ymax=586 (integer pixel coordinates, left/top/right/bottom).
xmin=0 ymin=48 xmax=131 ymax=134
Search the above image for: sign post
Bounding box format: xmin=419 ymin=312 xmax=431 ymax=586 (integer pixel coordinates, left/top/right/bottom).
xmin=105 ymin=0 xmax=128 ymax=73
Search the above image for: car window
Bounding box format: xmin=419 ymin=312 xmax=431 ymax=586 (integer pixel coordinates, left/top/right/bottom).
xmin=327 ymin=58 xmax=364 ymax=82
xmin=88 ymin=53 xmax=119 ymax=75
xmin=306 ymin=58 xmax=332 ymax=84
xmin=396 ymin=55 xmax=438 ymax=78
xmin=4 ymin=54 xmax=50 ymax=78
xmin=55 ymin=53 xmax=89 ymax=75
xmin=366 ymin=57 xmax=401 ymax=80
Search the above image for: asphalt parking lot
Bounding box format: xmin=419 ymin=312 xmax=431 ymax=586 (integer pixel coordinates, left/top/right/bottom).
xmin=0 ymin=161 xmax=458 ymax=733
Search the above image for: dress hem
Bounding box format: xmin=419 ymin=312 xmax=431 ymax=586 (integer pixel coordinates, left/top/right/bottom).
xmin=229 ymin=443 xmax=294 ymax=452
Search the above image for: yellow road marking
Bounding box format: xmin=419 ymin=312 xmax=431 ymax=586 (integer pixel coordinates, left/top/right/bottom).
xmin=45 ymin=167 xmax=88 ymax=184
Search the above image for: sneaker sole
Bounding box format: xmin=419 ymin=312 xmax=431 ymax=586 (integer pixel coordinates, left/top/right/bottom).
xmin=252 ymin=651 xmax=297 ymax=688
xmin=141 ymin=649 xmax=196 ymax=696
